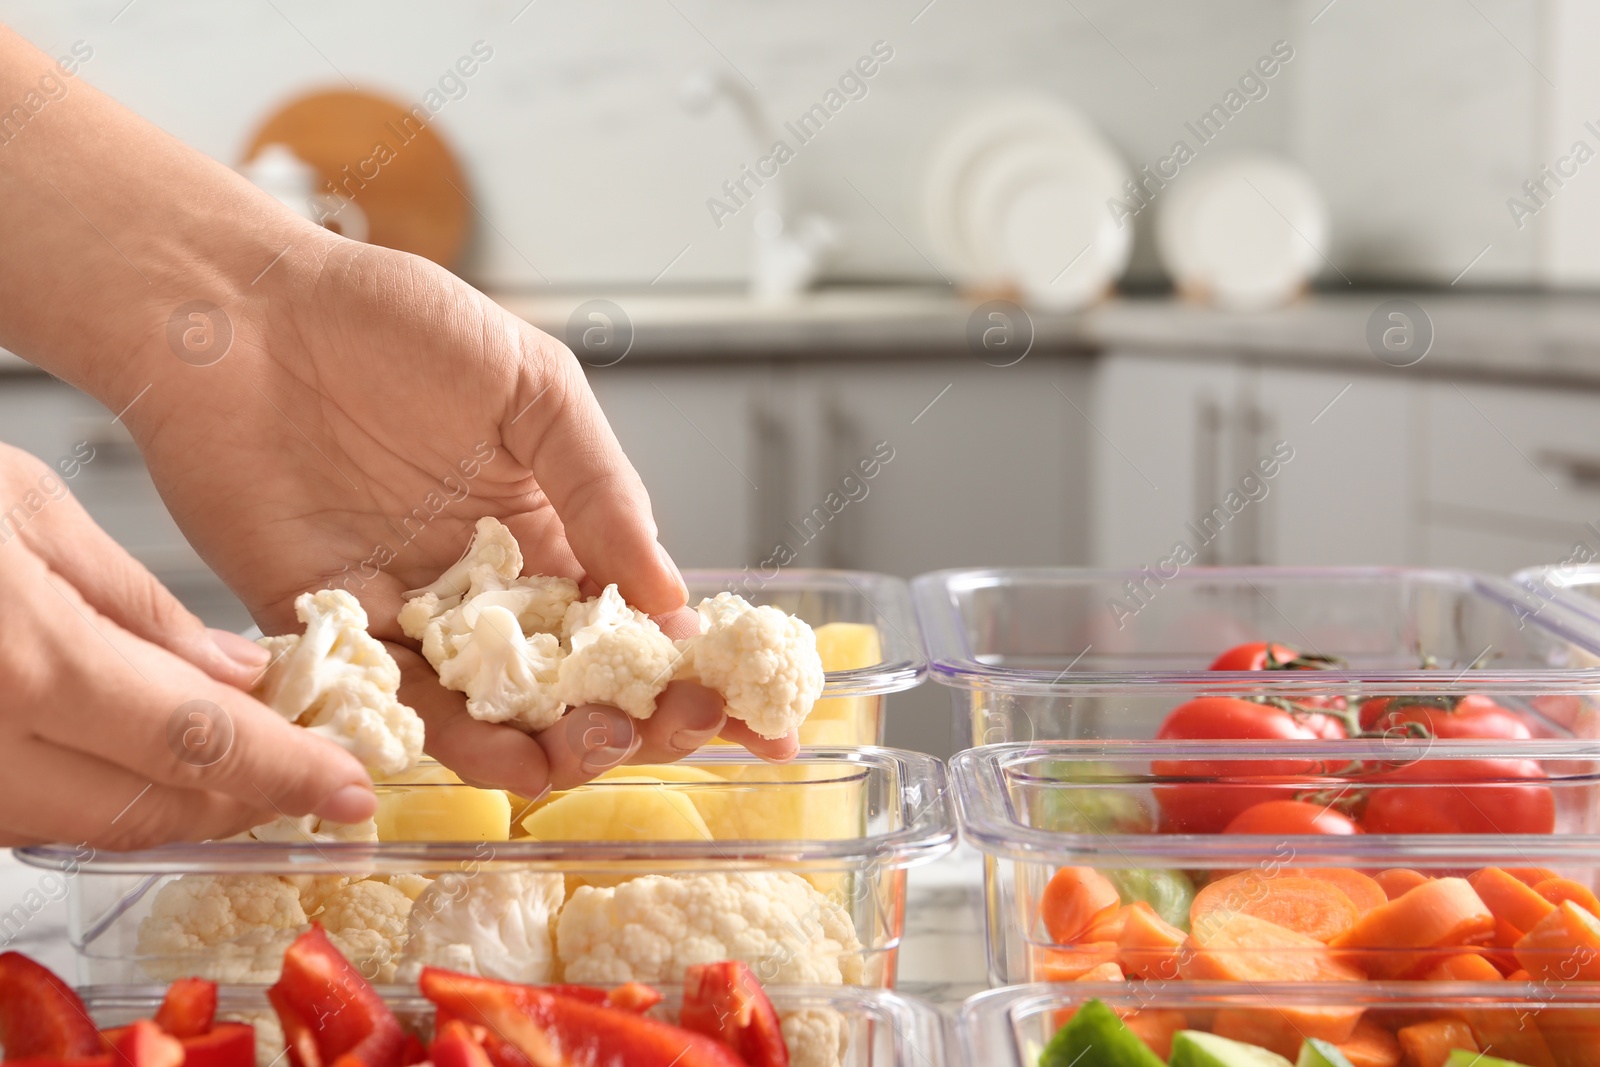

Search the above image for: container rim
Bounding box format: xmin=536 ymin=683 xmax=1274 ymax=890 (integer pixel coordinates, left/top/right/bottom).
xmin=686 ymin=567 xmax=927 ymax=696
xmin=953 ymin=739 xmax=1600 ymax=866
xmin=1515 ymin=562 xmax=1600 ymax=627
xmin=912 ymin=565 xmax=1600 ymax=694
xmin=16 ymin=747 xmax=956 ymax=875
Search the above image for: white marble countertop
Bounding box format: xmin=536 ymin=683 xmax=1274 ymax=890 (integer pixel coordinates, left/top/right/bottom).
xmin=1 ymin=844 xmax=989 ymax=1004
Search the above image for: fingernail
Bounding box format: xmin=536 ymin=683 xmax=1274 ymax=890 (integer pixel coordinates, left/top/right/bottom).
xmin=657 ymin=542 xmax=689 ymax=602
xmin=670 ymin=729 xmax=717 ymax=754
xmin=210 ymin=628 xmax=269 ymax=669
xmin=318 ymin=784 xmax=377 ymax=823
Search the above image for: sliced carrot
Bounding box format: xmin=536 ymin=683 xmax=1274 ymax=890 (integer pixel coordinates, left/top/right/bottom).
xmin=1031 ymin=942 xmax=1121 ymax=982
xmin=1331 ymin=877 xmax=1495 ymax=978
xmin=1117 ymin=900 xmax=1186 ymax=980
xmin=1183 ymin=911 xmax=1365 ymax=984
xmin=1121 ymin=1010 xmax=1186 ymax=1061
xmin=1191 ymin=872 xmax=1360 ymax=943
xmin=1514 ymin=900 xmax=1600 ymax=982
xmin=1505 ymin=968 xmax=1532 ymax=980
xmin=1506 ymin=867 xmax=1562 ymax=887
xmin=1336 ymin=1017 xmax=1402 ymax=1067
xmin=1463 ymin=1006 xmax=1558 ymax=1067
xmin=1424 ymin=952 xmax=1503 ymax=982
xmin=1472 ymin=867 xmax=1559 ymax=932
xmin=1534 ymin=877 xmax=1600 ymax=919
xmin=1397 ymin=1019 xmax=1477 ymax=1067
xmin=1073 ymin=961 xmax=1124 ymax=982
xmin=1492 ymin=916 xmax=1528 ymax=948
xmin=1288 ymin=867 xmax=1388 ymax=913
xmin=1082 ymin=904 xmax=1130 ymax=943
xmin=1040 ymin=866 xmax=1122 ymax=944
xmin=1213 ymin=1009 xmax=1309 ymax=1059
xmin=1533 ymin=1012 xmax=1600 ymax=1067
xmin=1375 ymin=868 xmax=1430 ymax=900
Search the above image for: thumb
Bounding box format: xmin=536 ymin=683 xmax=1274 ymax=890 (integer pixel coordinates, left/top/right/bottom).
xmin=25 ymin=491 xmax=268 ymax=689
xmin=503 ymin=333 xmax=688 ymax=614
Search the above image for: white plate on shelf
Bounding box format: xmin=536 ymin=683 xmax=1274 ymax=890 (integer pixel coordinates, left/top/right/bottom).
xmin=923 ymin=94 xmax=1129 ymax=308
xmin=1157 ymin=153 xmax=1329 ymax=311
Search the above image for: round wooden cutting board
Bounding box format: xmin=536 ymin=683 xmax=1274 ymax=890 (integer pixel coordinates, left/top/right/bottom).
xmin=243 ymin=88 xmax=471 ymax=270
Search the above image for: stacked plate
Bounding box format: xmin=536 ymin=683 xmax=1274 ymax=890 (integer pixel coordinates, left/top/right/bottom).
xmin=924 ymin=95 xmax=1131 ymax=311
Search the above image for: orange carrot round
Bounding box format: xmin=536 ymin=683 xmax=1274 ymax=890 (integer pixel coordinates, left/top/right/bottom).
xmin=1374 ymin=868 xmax=1430 ymax=900
xmin=1117 ymin=901 xmax=1186 ymax=980
xmin=1191 ymin=873 xmax=1360 ymax=943
xmin=1534 ymin=877 xmax=1600 ymax=918
xmin=1472 ymin=867 xmax=1557 ymax=933
xmin=1040 ymin=866 xmax=1122 ymax=944
xmin=1287 ymin=867 xmax=1387 ymax=913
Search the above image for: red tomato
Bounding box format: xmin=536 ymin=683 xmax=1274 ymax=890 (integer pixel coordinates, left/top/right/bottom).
xmin=1153 ymin=697 xmax=1328 ymax=833
xmin=1359 ymin=695 xmax=1532 ymax=740
xmin=1360 ymin=758 xmax=1556 ymax=835
xmin=1223 ymin=799 xmax=1363 ymax=836
xmin=1207 ymin=642 xmax=1349 ymax=715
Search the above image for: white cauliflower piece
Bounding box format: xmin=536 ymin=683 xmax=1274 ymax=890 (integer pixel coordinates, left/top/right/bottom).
xmin=554 ymin=585 xmax=681 ymax=719
xmin=397 ymin=871 xmax=565 ymax=984
xmin=782 ymin=1009 xmax=849 ymax=1067
xmin=319 ymin=879 xmax=413 ymax=983
xmin=136 ymin=875 xmax=308 ymax=982
xmin=246 ymin=815 xmax=378 ymax=845
xmin=556 ymin=871 xmax=864 ymax=986
xmin=398 ymin=515 xmax=525 ymax=631
xmin=678 ymin=593 xmax=824 ymax=739
xmin=437 ymin=606 xmax=566 ymax=731
xmin=385 ymin=873 xmax=434 ymax=900
xmin=252 ymin=589 xmax=424 ymax=777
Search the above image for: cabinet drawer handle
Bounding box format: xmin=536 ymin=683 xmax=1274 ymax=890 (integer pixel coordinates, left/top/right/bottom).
xmin=1537 ymin=450 xmax=1600 ymax=492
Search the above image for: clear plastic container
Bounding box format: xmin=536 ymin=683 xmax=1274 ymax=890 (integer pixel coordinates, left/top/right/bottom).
xmin=955 ymin=739 xmax=1600 ymax=987
xmin=16 ymin=747 xmax=954 ymax=987
xmin=82 ymin=982 xmax=950 ymax=1067
xmin=687 ymin=569 xmax=926 ymax=746
xmin=912 ymin=566 xmax=1600 ymax=746
xmin=1516 ymin=562 xmax=1600 ymax=629
xmin=963 ymin=981 xmax=1600 ymax=1067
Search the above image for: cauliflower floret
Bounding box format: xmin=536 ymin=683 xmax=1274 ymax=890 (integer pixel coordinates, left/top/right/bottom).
xmin=438 ymin=606 xmax=566 ymax=731
xmin=136 ymin=875 xmax=308 ymax=982
xmin=319 ymin=879 xmax=413 ymax=983
xmin=398 ymin=516 xmax=525 ymax=630
xmin=246 ymin=815 xmax=379 ymax=845
xmin=782 ymin=1009 xmax=849 ymax=1067
xmin=217 ymin=1010 xmax=284 ymax=1067
xmin=252 ymin=590 xmax=424 ymax=777
xmin=555 ymin=586 xmax=680 ymax=719
xmin=556 ymin=871 xmax=864 ymax=986
xmin=287 ymin=874 xmax=352 ymax=917
xmin=678 ymin=593 xmax=825 ymax=739
xmin=386 ymin=873 xmax=434 ymax=900
xmin=397 ymin=871 xmax=564 ymax=984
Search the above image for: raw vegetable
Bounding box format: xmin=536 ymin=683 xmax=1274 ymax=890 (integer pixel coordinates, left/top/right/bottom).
xmin=1469 ymin=867 xmax=1556 ymax=933
xmin=1282 ymin=869 xmax=1386 ymax=913
xmin=1359 ymin=694 xmax=1531 ymax=740
xmin=1035 ymin=762 xmax=1157 ymax=836
xmin=0 ymin=951 xmax=105 ymax=1060
xmin=1105 ymin=868 xmax=1195 ymax=929
xmin=1373 ymin=869 xmax=1429 ymax=901
xmin=519 ymin=780 xmax=714 ymax=843
xmin=268 ymin=926 xmax=405 ymax=1067
xmin=112 ymin=1021 xmax=184 ymax=1067
xmin=374 ymin=778 xmax=511 ymax=842
xmin=397 ymin=871 xmax=564 ymax=984
xmin=1040 ymin=867 xmax=1123 ymax=944
xmin=1180 ymin=912 xmax=1365 ymax=986
xmin=1533 ymin=877 xmax=1600 ymax=916
xmin=1169 ymin=1029 xmax=1292 ymax=1067
xmin=680 ymin=960 xmax=790 ymax=1067
xmin=1444 ymin=1055 xmax=1537 ymax=1067
xmin=1330 ymin=878 xmax=1495 ymax=978
xmin=1396 ymin=1020 xmax=1477 ymax=1067
xmin=1359 ymin=759 xmax=1555 ymax=836
xmin=1117 ymin=902 xmax=1187 ymax=979
xmin=1296 ymin=1040 xmax=1355 ymax=1067
xmin=678 ymin=591 xmax=826 ymax=740
xmin=1223 ymin=801 xmax=1362 ymax=837
xmin=1330 ymin=1018 xmax=1401 ymax=1067
xmin=1039 ymin=999 xmax=1164 ymax=1067
xmin=1514 ymin=900 xmax=1600 ymax=981
xmin=1190 ymin=873 xmax=1360 ymax=943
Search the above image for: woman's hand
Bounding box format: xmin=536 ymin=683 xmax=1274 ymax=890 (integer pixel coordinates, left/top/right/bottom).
xmin=0 ymin=443 xmax=377 ymax=849
xmin=121 ymin=233 xmax=796 ymax=798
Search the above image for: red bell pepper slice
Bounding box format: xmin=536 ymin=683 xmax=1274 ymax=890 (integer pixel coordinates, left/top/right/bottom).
xmin=151 ymin=979 xmax=218 ymax=1040
xmin=397 ymin=1035 xmax=427 ymax=1067
xmin=420 ymin=967 xmax=745 ymax=1067
xmin=111 ymin=1021 xmax=183 ymax=1067
xmin=0 ymin=952 xmax=103 ymax=1061
xmin=267 ymin=927 xmax=405 ymax=1067
xmin=428 ymin=1022 xmax=492 ymax=1067
xmin=680 ymin=961 xmax=790 ymax=1067
xmin=175 ymin=1025 xmax=254 ymax=1067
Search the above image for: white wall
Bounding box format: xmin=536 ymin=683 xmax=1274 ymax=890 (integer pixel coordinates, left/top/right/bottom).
xmin=0 ymin=0 xmax=1561 ymax=288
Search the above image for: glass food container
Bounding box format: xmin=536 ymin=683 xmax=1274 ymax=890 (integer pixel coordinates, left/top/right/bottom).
xmin=687 ymin=569 xmax=926 ymax=746
xmin=1517 ymin=562 xmax=1600 ymax=629
xmin=955 ymin=739 xmax=1600 ymax=988
xmin=913 ymin=566 xmax=1600 ymax=747
xmin=962 ymin=981 xmax=1600 ymax=1067
xmin=17 ymin=748 xmax=954 ymax=988
xmin=82 ymin=982 xmax=950 ymax=1067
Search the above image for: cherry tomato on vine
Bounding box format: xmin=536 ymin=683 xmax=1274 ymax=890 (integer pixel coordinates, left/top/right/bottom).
xmin=1223 ymin=799 xmax=1364 ymax=836
xmin=1207 ymin=641 xmax=1349 ymax=714
xmin=1153 ymin=697 xmax=1330 ymax=833
xmin=1358 ymin=694 xmax=1531 ymax=741
xmin=1360 ymin=758 xmax=1555 ymax=835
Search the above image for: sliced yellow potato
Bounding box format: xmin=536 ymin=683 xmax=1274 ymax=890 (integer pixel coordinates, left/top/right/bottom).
xmin=813 ymin=622 xmax=883 ymax=671
xmin=375 ymin=784 xmax=511 ymax=842
xmin=520 ymin=779 xmax=714 ymax=842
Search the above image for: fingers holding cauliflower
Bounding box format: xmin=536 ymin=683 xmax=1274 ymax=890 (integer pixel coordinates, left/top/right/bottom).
xmin=399 ymin=518 xmax=826 ymax=742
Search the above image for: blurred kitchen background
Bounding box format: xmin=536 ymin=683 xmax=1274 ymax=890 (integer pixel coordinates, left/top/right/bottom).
xmin=4 ymin=0 xmax=1600 ymax=754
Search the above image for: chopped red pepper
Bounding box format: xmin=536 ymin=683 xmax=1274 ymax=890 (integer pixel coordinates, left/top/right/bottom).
xmin=680 ymin=961 xmax=790 ymax=1067
xmin=152 ymin=979 xmax=217 ymax=1040
xmin=427 ymin=1022 xmax=492 ymax=1067
xmin=396 ymin=1035 xmax=427 ymax=1067
xmin=420 ymin=967 xmax=745 ymax=1067
xmin=0 ymin=952 xmax=103 ymax=1062
xmin=267 ymin=927 xmax=405 ymax=1067
xmin=171 ymin=1025 xmax=254 ymax=1067
xmin=110 ymin=1021 xmax=183 ymax=1067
